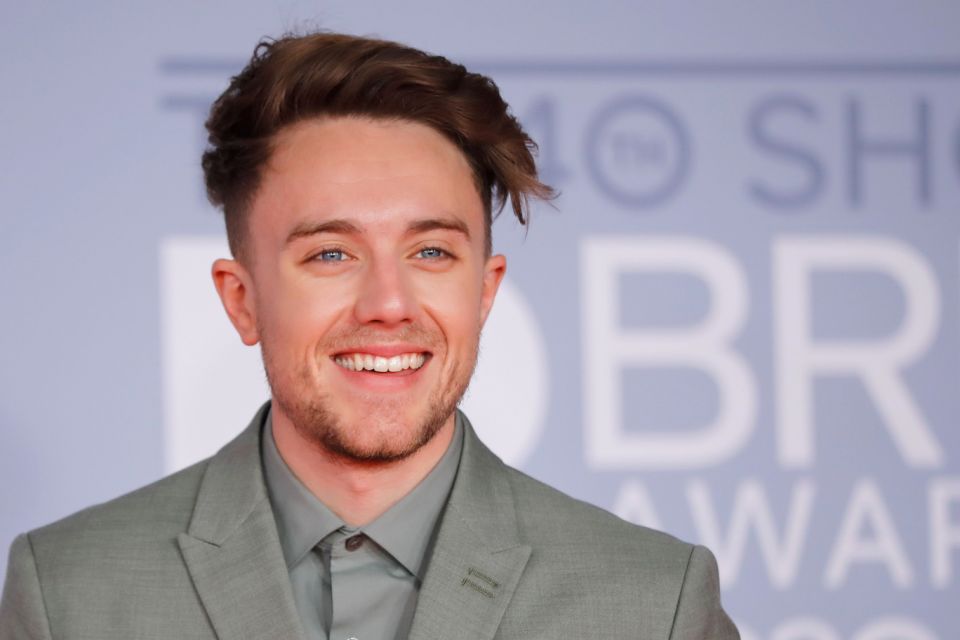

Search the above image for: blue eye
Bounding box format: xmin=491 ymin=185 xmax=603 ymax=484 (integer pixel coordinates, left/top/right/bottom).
xmin=316 ymin=249 xmax=348 ymax=261
xmin=418 ymin=247 xmax=446 ymax=259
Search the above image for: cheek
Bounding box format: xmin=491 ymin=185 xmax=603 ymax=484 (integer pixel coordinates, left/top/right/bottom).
xmin=258 ymin=272 xmax=352 ymax=349
xmin=414 ymin=273 xmax=484 ymax=345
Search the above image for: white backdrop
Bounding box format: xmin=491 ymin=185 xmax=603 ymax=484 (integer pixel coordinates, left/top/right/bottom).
xmin=2 ymin=2 xmax=959 ymax=635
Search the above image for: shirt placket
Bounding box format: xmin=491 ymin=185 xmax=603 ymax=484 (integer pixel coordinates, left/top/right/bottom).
xmin=327 ymin=527 xmax=375 ymax=640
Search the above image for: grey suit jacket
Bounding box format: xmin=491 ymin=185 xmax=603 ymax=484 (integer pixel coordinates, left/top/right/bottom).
xmin=1 ymin=404 xmax=739 ymax=639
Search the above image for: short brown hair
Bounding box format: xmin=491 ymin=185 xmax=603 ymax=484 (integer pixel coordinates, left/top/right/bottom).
xmin=202 ymin=32 xmax=554 ymax=261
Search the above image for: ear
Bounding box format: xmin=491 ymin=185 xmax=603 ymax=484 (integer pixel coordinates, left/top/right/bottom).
xmin=479 ymin=253 xmax=507 ymax=327
xmin=211 ymin=258 xmax=260 ymax=346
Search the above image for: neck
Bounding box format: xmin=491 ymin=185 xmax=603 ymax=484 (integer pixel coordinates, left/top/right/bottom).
xmin=271 ymin=407 xmax=456 ymax=527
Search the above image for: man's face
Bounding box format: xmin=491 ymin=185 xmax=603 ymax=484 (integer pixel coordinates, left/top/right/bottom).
xmin=218 ymin=116 xmax=504 ymax=462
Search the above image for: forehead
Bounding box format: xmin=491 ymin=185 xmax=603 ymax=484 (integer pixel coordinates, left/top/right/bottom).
xmin=249 ymin=116 xmax=484 ymax=240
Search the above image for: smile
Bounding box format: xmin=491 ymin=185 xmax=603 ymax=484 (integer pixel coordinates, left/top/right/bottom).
xmin=333 ymin=352 xmax=427 ymax=373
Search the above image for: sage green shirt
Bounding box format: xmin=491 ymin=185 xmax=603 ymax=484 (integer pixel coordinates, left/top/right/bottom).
xmin=261 ymin=409 xmax=463 ymax=640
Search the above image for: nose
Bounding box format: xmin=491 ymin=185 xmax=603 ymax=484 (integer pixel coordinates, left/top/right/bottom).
xmin=353 ymin=255 xmax=417 ymax=326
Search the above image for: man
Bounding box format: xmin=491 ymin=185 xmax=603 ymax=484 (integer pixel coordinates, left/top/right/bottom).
xmin=0 ymin=32 xmax=739 ymax=639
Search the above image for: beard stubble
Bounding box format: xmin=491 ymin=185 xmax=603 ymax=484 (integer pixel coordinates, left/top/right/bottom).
xmin=260 ymin=323 xmax=479 ymax=464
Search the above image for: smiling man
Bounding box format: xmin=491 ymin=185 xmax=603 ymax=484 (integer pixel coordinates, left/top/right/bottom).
xmin=0 ymin=32 xmax=739 ymax=639
xmin=216 ymin=116 xmax=501 ymax=530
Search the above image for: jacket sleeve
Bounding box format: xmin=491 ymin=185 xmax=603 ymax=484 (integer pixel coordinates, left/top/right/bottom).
xmin=668 ymin=544 xmax=740 ymax=640
xmin=0 ymin=534 xmax=54 ymax=640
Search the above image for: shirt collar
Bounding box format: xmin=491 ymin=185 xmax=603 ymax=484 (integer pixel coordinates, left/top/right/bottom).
xmin=261 ymin=406 xmax=464 ymax=579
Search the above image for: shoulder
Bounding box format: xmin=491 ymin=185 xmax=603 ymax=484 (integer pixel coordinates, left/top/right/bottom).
xmin=25 ymin=459 xmax=210 ymax=567
xmin=24 ymin=403 xmax=268 ymax=553
xmin=503 ymin=464 xmax=692 ymax=562
xmin=3 ymin=461 xmax=218 ymax=635
xmin=491 ymin=464 xmax=730 ymax=636
xmin=457 ymin=416 xmax=695 ymax=573
xmin=499 ymin=464 xmax=698 ymax=606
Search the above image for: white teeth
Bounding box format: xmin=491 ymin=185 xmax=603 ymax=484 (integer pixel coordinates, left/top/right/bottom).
xmin=334 ymin=352 xmax=428 ymax=373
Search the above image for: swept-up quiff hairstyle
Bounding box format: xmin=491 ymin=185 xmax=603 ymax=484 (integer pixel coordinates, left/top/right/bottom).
xmin=202 ymin=31 xmax=554 ymax=261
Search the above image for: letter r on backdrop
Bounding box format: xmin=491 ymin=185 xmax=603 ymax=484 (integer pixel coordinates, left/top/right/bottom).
xmin=773 ymin=236 xmax=943 ymax=469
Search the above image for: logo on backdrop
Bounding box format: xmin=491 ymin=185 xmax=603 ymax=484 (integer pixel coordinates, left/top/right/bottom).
xmin=585 ymin=94 xmax=691 ymax=208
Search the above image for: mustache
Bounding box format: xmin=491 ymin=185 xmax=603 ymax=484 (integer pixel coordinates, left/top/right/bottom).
xmin=322 ymin=325 xmax=441 ymax=352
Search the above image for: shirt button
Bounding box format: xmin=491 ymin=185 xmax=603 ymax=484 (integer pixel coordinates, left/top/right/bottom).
xmin=345 ymin=534 xmax=364 ymax=551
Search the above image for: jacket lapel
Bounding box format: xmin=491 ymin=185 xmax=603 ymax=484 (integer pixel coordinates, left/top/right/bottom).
xmin=178 ymin=403 xmax=306 ymax=640
xmin=408 ymin=412 xmax=532 ymax=640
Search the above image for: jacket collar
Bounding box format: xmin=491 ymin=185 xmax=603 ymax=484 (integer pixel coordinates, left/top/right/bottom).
xmin=178 ymin=402 xmax=306 ymax=640
xmin=407 ymin=410 xmax=532 ymax=640
xmin=178 ymin=403 xmax=530 ymax=640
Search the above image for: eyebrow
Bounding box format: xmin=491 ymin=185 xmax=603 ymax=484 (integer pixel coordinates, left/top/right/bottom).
xmin=285 ymin=216 xmax=471 ymax=244
xmin=406 ymin=217 xmax=471 ymax=240
xmin=286 ymin=219 xmax=362 ymax=244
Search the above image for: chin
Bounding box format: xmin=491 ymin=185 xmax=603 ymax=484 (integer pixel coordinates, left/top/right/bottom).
xmin=265 ymin=349 xmax=465 ymax=464
xmin=287 ymin=401 xmax=450 ymax=464
xmin=322 ymin=417 xmax=446 ymax=463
